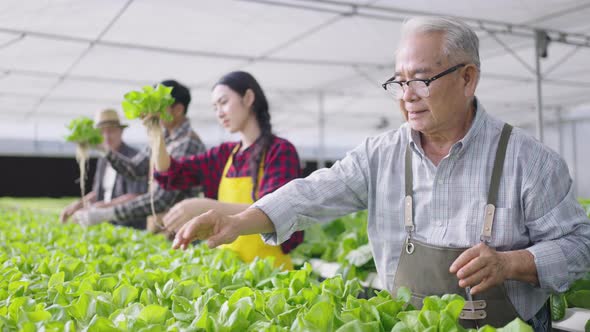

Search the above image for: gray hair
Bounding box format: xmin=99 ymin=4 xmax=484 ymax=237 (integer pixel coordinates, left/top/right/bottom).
xmin=401 ymin=16 xmax=480 ymax=71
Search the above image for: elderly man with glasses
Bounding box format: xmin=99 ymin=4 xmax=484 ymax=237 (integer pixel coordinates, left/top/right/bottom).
xmin=170 ymin=17 xmax=590 ymax=330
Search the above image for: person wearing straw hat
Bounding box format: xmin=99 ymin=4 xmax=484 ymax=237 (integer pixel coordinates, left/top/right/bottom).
xmin=61 ymin=109 xmax=148 ymax=229
xmin=71 ymin=80 xmax=206 ymax=234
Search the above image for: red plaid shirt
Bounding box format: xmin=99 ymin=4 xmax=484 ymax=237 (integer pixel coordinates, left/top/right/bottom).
xmin=154 ymin=135 xmax=304 ymax=253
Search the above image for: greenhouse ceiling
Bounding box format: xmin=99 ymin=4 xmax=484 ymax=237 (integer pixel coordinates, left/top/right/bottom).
xmin=1 ymin=0 xmax=590 ymax=159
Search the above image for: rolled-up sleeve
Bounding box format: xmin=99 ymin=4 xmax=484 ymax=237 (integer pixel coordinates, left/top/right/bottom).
xmin=107 ymin=148 xmax=150 ymax=180
xmin=255 ymin=140 xmax=371 ymax=245
xmin=153 ymin=144 xmax=231 ymax=199
xmin=153 ymin=157 xmax=198 ymax=191
xmin=124 ymin=176 xmax=148 ymax=195
xmin=524 ymin=154 xmax=590 ymax=292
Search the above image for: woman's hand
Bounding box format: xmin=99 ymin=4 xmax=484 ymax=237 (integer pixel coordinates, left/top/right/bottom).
xmin=164 ymin=198 xmax=215 ymax=234
xmin=172 ymin=210 xmax=240 ymax=250
xmin=164 ymin=198 xmax=248 ymax=235
xmin=141 ymin=114 xmax=160 ymax=127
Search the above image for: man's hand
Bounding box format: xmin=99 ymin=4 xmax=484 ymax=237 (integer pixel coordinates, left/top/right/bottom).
xmin=72 ymin=207 xmax=115 ymax=227
xmin=60 ymin=200 xmax=82 ymax=223
xmin=449 ymin=242 xmax=510 ymax=295
xmin=172 ymin=210 xmax=240 ymax=250
xmin=142 ymin=114 xmax=161 ymax=128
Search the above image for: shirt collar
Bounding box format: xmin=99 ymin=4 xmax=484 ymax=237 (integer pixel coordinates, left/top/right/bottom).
xmin=453 ymin=98 xmax=487 ymax=156
xmin=406 ymin=97 xmax=487 ymax=158
xmin=234 ymin=134 xmax=270 ymax=157
xmin=408 ymin=126 xmax=424 ymax=159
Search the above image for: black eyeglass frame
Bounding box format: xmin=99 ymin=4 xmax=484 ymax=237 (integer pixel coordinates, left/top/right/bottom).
xmin=381 ymin=63 xmax=467 ymax=96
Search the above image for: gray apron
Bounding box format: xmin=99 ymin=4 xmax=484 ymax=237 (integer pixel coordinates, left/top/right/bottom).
xmin=393 ymin=124 xmax=520 ymax=328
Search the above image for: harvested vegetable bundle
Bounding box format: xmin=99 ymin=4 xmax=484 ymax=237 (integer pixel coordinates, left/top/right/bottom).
xmin=122 ymin=84 xmax=175 ymax=223
xmin=551 ymin=271 xmax=590 ymax=321
xmin=65 ymin=117 xmax=103 ymax=208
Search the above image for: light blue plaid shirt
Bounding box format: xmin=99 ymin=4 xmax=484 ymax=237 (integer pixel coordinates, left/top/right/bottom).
xmin=255 ymin=99 xmax=590 ymax=320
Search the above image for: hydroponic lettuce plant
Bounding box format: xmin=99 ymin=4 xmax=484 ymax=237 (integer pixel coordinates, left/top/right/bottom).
xmin=122 ymin=84 xmax=175 ymax=122
xmin=551 ymin=271 xmax=590 ymax=321
xmin=65 ymin=117 xmax=103 ymax=208
xmin=291 ymin=211 xmax=376 ymax=281
xmin=550 ymin=198 xmax=590 ymax=322
xmin=122 ymin=84 xmax=175 ymax=224
xmin=579 ymin=198 xmax=590 ymax=217
xmin=0 ymin=207 xmax=534 ymax=331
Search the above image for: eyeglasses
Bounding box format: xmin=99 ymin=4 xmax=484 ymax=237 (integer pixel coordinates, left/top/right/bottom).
xmin=381 ymin=63 xmax=466 ymax=99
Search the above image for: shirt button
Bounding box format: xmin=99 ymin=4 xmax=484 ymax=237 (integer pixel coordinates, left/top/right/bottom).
xmin=438 ymin=179 xmax=444 ymax=185
xmin=437 ymin=220 xmax=443 ymax=226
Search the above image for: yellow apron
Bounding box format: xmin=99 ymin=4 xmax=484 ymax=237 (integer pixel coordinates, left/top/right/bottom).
xmin=218 ymin=145 xmax=293 ymax=270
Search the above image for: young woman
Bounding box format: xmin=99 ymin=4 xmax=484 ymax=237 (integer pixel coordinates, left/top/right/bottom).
xmin=152 ymin=71 xmax=303 ymax=270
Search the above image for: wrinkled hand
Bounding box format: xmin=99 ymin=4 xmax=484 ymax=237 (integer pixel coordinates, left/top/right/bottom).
xmin=60 ymin=200 xmax=82 ymax=223
xmin=449 ymin=242 xmax=510 ymax=295
xmin=72 ymin=207 xmax=115 ymax=227
xmin=141 ymin=114 xmax=163 ymax=148
xmin=172 ymin=210 xmax=239 ymax=250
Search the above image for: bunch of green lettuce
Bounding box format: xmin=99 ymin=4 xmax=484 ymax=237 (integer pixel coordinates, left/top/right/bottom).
xmin=579 ymin=198 xmax=590 ymax=217
xmin=389 ymin=291 xmax=532 ymax=332
xmin=122 ymin=84 xmax=175 ymax=122
xmin=551 ymin=271 xmax=590 ymax=321
xmin=64 ymin=117 xmax=103 ymax=145
xmin=122 ymin=84 xmax=176 ymax=223
xmin=291 ymin=211 xmax=376 ymax=281
xmin=551 ymin=201 xmax=590 ymax=322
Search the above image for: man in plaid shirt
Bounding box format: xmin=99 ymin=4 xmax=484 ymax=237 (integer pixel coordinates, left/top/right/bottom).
xmin=72 ymin=80 xmax=206 ymax=230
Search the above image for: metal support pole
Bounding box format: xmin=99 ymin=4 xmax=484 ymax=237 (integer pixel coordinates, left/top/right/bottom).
xmin=571 ymin=122 xmax=578 ymax=197
xmin=33 ymin=121 xmax=39 ymax=153
xmin=317 ymin=92 xmax=326 ymax=169
xmin=534 ymin=30 xmax=547 ymax=142
xmin=556 ymin=107 xmax=564 ymax=156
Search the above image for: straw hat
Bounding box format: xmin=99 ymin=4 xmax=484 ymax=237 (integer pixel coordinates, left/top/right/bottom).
xmin=94 ymin=109 xmax=128 ymax=128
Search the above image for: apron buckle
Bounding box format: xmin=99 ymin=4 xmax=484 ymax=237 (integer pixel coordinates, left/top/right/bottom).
xmin=405 ymin=237 xmax=415 ymax=254
xmin=464 ymin=300 xmax=487 ymax=310
xmin=480 ymin=204 xmax=495 ymax=244
xmin=459 ymin=309 xmax=487 ymax=320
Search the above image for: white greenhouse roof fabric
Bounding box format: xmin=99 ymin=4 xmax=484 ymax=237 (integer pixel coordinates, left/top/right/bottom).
xmin=1 ymin=0 xmax=590 ymax=161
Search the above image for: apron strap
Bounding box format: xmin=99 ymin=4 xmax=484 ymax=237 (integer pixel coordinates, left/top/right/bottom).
xmin=222 ymin=144 xmax=241 ymax=178
xmin=252 ymin=151 xmax=266 ymax=201
xmin=481 ymin=124 xmax=513 ymax=243
xmin=404 ymin=145 xmax=414 ymax=234
xmin=224 ymin=144 xmax=267 ymax=202
xmin=404 ymin=144 xmax=415 ymax=254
